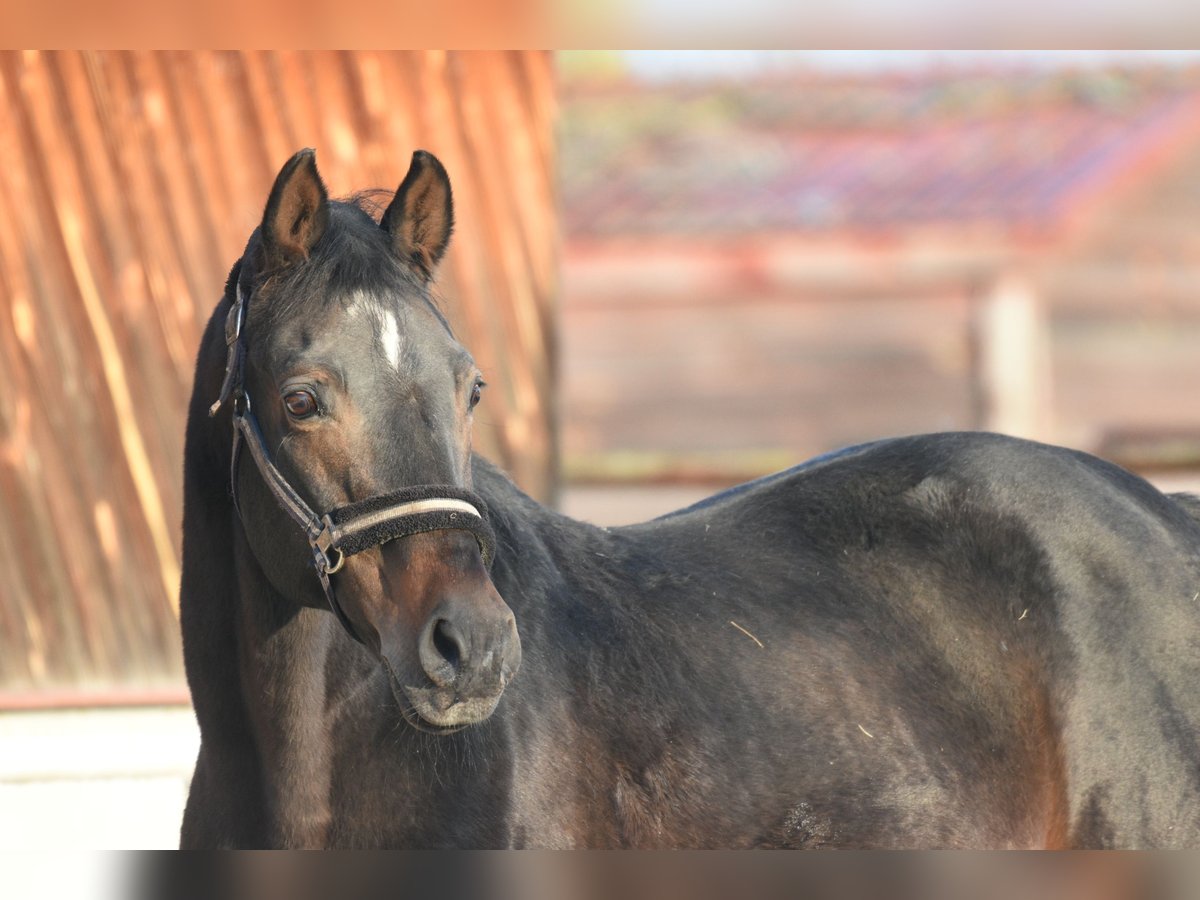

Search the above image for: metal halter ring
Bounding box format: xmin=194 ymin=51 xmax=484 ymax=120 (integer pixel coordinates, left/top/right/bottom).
xmin=313 ymin=526 xmax=346 ymax=574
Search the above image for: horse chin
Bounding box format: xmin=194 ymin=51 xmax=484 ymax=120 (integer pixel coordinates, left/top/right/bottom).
xmin=385 ymin=673 xmax=503 ymax=733
xmin=396 ymin=700 xmax=469 ymax=735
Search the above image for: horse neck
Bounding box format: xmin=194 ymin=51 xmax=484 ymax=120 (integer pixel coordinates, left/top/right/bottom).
xmin=232 ymin=530 xmax=375 ymax=847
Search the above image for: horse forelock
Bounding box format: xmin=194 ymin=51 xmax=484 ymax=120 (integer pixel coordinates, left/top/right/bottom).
xmin=244 ymin=200 xmax=449 ymax=337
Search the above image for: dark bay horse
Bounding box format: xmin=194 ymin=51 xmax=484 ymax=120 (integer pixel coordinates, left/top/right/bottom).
xmin=180 ymin=148 xmax=1200 ymax=848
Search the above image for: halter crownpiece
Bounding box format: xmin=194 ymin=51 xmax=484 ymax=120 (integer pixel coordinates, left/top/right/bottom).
xmin=211 ymin=278 xmax=497 ymax=646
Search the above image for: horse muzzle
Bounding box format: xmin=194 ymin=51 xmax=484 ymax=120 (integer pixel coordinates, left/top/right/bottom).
xmin=385 ymin=592 xmax=522 ymax=730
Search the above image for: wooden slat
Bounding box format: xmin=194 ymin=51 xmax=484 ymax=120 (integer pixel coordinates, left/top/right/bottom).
xmin=0 ymin=50 xmax=557 ymax=693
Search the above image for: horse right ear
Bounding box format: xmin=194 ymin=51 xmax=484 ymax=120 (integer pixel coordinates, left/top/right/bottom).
xmin=259 ymin=148 xmax=329 ymax=271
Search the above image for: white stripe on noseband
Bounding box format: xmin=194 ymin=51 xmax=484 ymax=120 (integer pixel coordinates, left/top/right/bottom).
xmin=328 ymin=497 xmax=483 ymax=543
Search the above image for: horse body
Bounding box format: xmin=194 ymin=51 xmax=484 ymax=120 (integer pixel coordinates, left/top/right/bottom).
xmin=180 ymin=150 xmax=1200 ymax=848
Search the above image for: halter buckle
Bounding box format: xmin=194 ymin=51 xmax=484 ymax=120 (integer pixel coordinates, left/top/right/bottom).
xmin=313 ymin=521 xmax=345 ymax=574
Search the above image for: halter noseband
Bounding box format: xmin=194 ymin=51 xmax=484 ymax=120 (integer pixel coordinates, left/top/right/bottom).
xmin=209 ymin=279 xmax=496 ymax=645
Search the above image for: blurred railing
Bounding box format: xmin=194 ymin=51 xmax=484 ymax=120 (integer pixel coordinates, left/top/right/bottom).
xmin=0 ymin=51 xmax=557 ymax=694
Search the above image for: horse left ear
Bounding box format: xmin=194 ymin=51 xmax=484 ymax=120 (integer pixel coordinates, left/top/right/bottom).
xmin=381 ymin=150 xmax=454 ymax=282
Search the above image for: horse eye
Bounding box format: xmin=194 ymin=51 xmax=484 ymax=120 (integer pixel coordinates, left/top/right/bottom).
xmin=469 ymin=380 xmax=485 ymax=409
xmin=283 ymin=389 xmax=318 ymax=419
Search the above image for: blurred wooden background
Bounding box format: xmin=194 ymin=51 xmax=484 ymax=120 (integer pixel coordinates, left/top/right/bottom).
xmin=0 ymin=50 xmax=557 ymax=693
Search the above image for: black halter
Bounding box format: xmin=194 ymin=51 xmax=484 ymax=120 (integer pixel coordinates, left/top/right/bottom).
xmin=209 ymin=279 xmax=496 ymax=645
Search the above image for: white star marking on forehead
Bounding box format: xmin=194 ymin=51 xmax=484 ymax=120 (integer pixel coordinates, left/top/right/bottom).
xmin=380 ymin=309 xmax=403 ymax=371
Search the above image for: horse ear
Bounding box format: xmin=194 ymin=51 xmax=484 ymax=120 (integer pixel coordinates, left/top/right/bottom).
xmin=259 ymin=148 xmax=329 ymax=270
xmin=380 ymin=150 xmax=454 ymax=282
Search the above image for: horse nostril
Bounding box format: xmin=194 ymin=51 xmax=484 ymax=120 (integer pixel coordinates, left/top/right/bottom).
xmin=419 ymin=617 xmax=466 ymax=689
xmin=432 ymin=619 xmax=462 ymax=671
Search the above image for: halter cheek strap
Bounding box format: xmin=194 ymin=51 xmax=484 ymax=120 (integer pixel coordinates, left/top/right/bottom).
xmin=210 ymin=281 xmax=497 ymax=646
xmin=209 ymin=268 xmax=248 ymax=419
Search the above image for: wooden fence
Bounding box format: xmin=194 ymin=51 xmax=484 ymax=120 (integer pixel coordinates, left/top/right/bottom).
xmin=0 ymin=50 xmax=557 ymax=694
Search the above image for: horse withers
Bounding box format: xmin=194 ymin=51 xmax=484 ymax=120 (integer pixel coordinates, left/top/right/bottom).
xmin=180 ymin=148 xmax=1200 ymax=848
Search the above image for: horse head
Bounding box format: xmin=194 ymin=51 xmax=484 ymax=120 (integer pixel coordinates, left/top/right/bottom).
xmin=223 ymin=148 xmax=520 ymax=731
